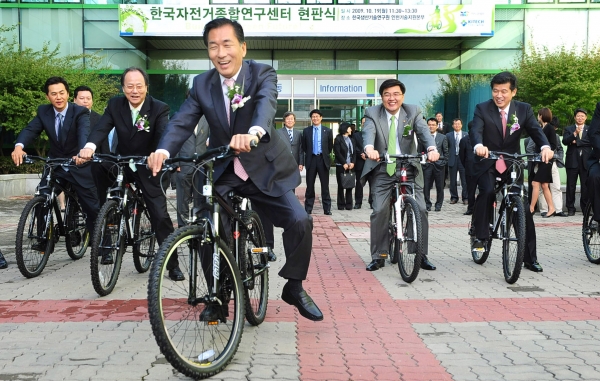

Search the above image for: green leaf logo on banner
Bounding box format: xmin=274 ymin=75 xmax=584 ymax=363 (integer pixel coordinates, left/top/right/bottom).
xmin=120 ymin=6 xmax=149 ymax=33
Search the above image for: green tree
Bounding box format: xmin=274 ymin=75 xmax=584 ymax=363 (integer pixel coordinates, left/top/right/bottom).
xmin=0 ymin=25 xmax=120 ymax=156
xmin=513 ymin=45 xmax=600 ymax=132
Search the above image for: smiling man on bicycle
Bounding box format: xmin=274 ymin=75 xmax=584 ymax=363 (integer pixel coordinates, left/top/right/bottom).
xmin=470 ymin=71 xmax=552 ymax=273
xmin=362 ymin=79 xmax=440 ymax=272
xmin=11 ymin=77 xmax=100 ymax=246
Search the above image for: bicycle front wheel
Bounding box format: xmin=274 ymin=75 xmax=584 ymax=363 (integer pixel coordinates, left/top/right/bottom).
xmin=148 ymin=225 xmax=245 ymax=380
xmin=239 ymin=210 xmax=269 ymax=326
xmin=15 ymin=196 xmax=53 ymax=278
xmin=65 ymin=195 xmax=89 ymax=260
xmin=132 ymin=198 xmax=156 ymax=273
xmin=582 ymin=203 xmax=600 ymax=264
xmin=90 ymin=200 xmax=124 ymax=296
xmin=502 ymin=195 xmax=526 ymax=284
xmin=398 ymin=197 xmax=424 ymax=283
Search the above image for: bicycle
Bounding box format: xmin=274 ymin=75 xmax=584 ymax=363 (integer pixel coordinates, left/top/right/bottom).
xmin=89 ymin=154 xmax=157 ymax=296
xmin=15 ymin=156 xmax=90 ymax=278
xmin=147 ymin=144 xmax=269 ymax=379
xmin=468 ymin=151 xmax=543 ymax=284
xmin=582 ymin=202 xmax=600 ymax=264
xmin=385 ymin=153 xmax=425 ymax=283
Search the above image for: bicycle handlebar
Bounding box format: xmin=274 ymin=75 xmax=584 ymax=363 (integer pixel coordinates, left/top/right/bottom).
xmin=92 ymin=153 xmax=148 ymax=165
xmin=488 ymin=151 xmax=546 ymax=162
xmin=380 ymin=152 xmax=427 ymax=164
xmin=164 ymin=140 xmax=257 ymax=168
xmin=23 ymin=155 xmax=76 ymax=166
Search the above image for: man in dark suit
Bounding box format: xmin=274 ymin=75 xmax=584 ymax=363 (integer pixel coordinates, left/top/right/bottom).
xmin=435 ymin=112 xmax=451 ymax=134
xmin=147 ymin=18 xmax=322 ymax=322
xmin=362 ymin=79 xmax=439 ymax=272
xmin=470 ymin=71 xmax=552 ymax=273
xmin=12 ymin=77 xmax=99 ymax=243
xmin=77 ymin=67 xmax=182 ymax=281
xmin=422 ymin=117 xmax=448 ymax=212
xmin=302 ymin=109 xmax=334 ymax=215
xmin=351 ymin=123 xmax=366 ymax=209
xmin=459 ymin=127 xmax=476 ymax=215
xmin=278 ymin=111 xmax=304 ymax=188
xmin=563 ymin=108 xmax=591 ymax=216
xmin=447 ymin=118 xmax=468 ymax=205
xmin=586 ymin=103 xmax=600 ymax=225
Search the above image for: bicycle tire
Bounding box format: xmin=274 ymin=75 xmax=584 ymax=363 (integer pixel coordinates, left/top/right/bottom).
xmin=15 ymin=196 xmax=53 ymax=278
xmin=90 ymin=200 xmax=124 ymax=296
xmin=502 ymin=195 xmax=525 ymax=284
xmin=582 ymin=203 xmax=600 ymax=264
xmin=132 ymin=198 xmax=156 ymax=273
xmin=238 ymin=210 xmax=269 ymax=326
xmin=388 ymin=199 xmax=400 ymax=265
xmin=65 ymin=195 xmax=89 ymax=260
xmin=148 ymin=225 xmax=245 ymax=380
xmin=398 ymin=197 xmax=424 ymax=283
xmin=469 ymin=216 xmax=491 ymax=265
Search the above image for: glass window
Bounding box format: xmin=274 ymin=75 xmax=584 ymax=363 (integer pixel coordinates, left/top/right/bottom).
xmin=148 ymin=50 xmax=210 ymax=70
xmin=526 ymin=0 xmax=553 ymax=3
xmin=244 ymin=0 xmax=270 ymax=3
xmin=397 ymin=50 xmax=460 ymax=70
xmin=21 ymin=0 xmax=50 ymax=3
xmin=0 ymin=8 xmax=18 ymax=40
xmin=370 ymin=0 xmax=397 ymax=3
xmin=84 ymin=21 xmax=145 ymax=49
xmin=149 ymin=74 xmax=192 ymax=117
xmin=524 ymin=10 xmax=587 ymax=51
xmin=462 ymin=21 xmax=523 ymax=49
xmin=336 ymin=50 xmax=396 ymax=70
xmin=54 ymin=0 xmax=82 ymax=3
xmin=460 ymin=49 xmax=521 ymax=70
xmin=305 ymin=0 xmax=333 ymax=3
xmin=211 ymin=0 xmax=239 ymax=3
xmin=274 ymin=0 xmax=303 ymax=3
xmin=84 ymin=9 xmax=118 ymax=21
xmin=274 ymin=50 xmax=334 ymax=70
xmin=337 ymin=0 xmax=367 ymax=3
xmin=21 ymin=9 xmax=83 ymax=57
xmin=85 ymin=49 xmax=146 ymax=70
xmin=589 ymin=10 xmax=600 ymax=45
xmin=245 ymin=50 xmax=272 ymax=66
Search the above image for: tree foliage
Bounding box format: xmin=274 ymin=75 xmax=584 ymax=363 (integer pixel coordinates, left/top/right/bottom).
xmin=513 ymin=45 xmax=600 ymax=131
xmin=0 ymin=25 xmax=120 ymax=156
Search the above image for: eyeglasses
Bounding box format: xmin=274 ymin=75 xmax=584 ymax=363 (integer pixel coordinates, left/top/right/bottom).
xmin=124 ymin=84 xmax=146 ymax=92
xmin=382 ymin=92 xmax=403 ymax=99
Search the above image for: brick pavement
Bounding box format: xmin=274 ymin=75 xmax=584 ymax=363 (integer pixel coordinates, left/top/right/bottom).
xmin=1 ymin=174 xmax=600 ymax=381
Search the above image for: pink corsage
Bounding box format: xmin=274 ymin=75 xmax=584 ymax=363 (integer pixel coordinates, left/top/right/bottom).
xmin=509 ymin=114 xmax=520 ymax=135
xmin=135 ymin=114 xmax=150 ymax=132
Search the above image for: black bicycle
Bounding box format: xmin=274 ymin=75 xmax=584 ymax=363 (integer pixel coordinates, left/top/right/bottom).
xmin=385 ymin=153 xmax=425 ymax=283
xmin=15 ymin=156 xmax=89 ymax=278
xmin=147 ymin=144 xmax=269 ymax=379
xmin=89 ymin=154 xmax=156 ymax=296
xmin=468 ymin=151 xmax=544 ymax=284
xmin=582 ymin=202 xmax=600 ymax=264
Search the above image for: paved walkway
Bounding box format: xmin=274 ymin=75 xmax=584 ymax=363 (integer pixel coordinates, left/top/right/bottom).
xmin=1 ymin=174 xmax=599 ymax=380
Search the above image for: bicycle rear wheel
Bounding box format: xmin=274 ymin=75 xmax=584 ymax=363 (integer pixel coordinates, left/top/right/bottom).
xmin=239 ymin=210 xmax=269 ymax=326
xmin=502 ymin=196 xmax=525 ymax=284
xmin=582 ymin=203 xmax=600 ymax=264
xmin=133 ymin=198 xmax=156 ymax=273
xmin=15 ymin=196 xmax=53 ymax=278
xmin=65 ymin=195 xmax=89 ymax=260
xmin=388 ymin=199 xmax=400 ymax=265
xmin=398 ymin=197 xmax=424 ymax=283
xmin=148 ymin=225 xmax=245 ymax=380
xmin=90 ymin=200 xmax=124 ymax=296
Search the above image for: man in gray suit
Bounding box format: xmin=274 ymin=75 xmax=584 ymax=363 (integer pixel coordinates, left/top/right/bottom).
xmin=422 ymin=117 xmax=448 ymax=212
xmin=362 ymin=79 xmax=440 ymax=272
xmin=278 ymin=111 xmax=304 ymax=190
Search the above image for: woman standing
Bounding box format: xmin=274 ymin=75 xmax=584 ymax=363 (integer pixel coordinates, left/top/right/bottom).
xmin=530 ymin=107 xmax=557 ymax=218
xmin=334 ymin=122 xmax=357 ymax=210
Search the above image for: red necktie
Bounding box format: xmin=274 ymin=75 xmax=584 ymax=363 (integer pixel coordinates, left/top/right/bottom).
xmin=496 ymin=110 xmax=507 ymax=173
xmin=224 ymin=78 xmax=249 ymax=181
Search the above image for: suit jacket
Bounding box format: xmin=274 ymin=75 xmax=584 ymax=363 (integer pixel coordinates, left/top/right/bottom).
xmin=587 ymin=102 xmax=600 ymax=170
xmin=278 ymin=127 xmax=304 ymax=166
xmin=446 ymin=130 xmax=465 ymax=167
xmin=351 ymin=130 xmax=366 ymax=173
xmin=458 ymin=134 xmax=474 ymax=174
xmin=562 ymin=124 xmax=591 ymax=170
xmin=333 ymin=134 xmax=357 ymax=166
xmin=361 ymin=103 xmax=435 ymax=186
xmin=88 ymin=96 xmax=169 ymax=156
xmin=17 ymin=102 xmax=90 ymax=159
xmin=428 ymin=133 xmax=448 ymax=168
xmin=469 ymin=99 xmax=549 ymax=179
xmin=302 ymin=125 xmax=334 ymax=170
xmin=158 ymin=60 xmax=297 ymax=197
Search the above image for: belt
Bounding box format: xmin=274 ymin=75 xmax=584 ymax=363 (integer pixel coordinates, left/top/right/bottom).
xmin=313 ymin=153 xmax=322 ymax=156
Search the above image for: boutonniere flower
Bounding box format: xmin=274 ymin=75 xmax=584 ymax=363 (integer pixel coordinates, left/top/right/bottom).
xmin=226 ymin=80 xmax=251 ymax=112
xmin=402 ymin=124 xmax=412 ymax=137
xmin=135 ymin=114 xmax=150 ymax=132
xmin=509 ymin=114 xmax=520 ymax=135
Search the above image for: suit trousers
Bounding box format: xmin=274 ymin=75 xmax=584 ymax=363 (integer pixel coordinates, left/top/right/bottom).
xmin=305 ymin=154 xmax=331 ymax=213
xmin=216 ymin=166 xmax=313 ymax=281
xmin=566 ymin=154 xmax=588 ymax=212
xmin=369 ymin=164 xmax=429 ymax=260
xmin=538 ymin=162 xmax=563 ymax=213
xmin=423 ymin=163 xmax=444 ymax=209
xmin=254 ymin=205 xmax=275 ymax=248
xmin=354 ymin=166 xmax=364 ymax=206
xmin=449 ymin=160 xmax=468 ymax=201
xmin=335 ymin=165 xmax=353 ymax=210
xmin=465 ymin=174 xmax=477 ymax=212
xmin=586 ymin=162 xmax=600 ymax=222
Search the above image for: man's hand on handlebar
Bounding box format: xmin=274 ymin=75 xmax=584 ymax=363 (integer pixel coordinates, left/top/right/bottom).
xmin=148 ymin=152 xmax=167 ymax=177
xmin=540 ymin=146 xmax=553 ymax=163
xmin=365 ymin=147 xmax=380 ymax=161
xmin=476 ymin=145 xmax=489 ymax=158
xmin=230 ymin=134 xmax=259 ymax=154
xmin=11 ymin=146 xmax=25 ymax=166
xmin=74 ymin=148 xmax=94 ymax=165
xmin=427 ymin=150 xmax=440 ymax=163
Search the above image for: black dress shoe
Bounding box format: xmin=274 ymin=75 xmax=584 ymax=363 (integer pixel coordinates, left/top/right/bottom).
xmin=31 ymin=240 xmax=47 ymax=252
xmin=366 ymin=259 xmax=385 ymax=271
xmin=168 ymin=266 xmax=185 ymax=281
xmin=426 ymin=206 xmax=431 ymax=212
xmin=306 ymin=209 xmax=312 ymax=215
xmin=542 ymin=211 xmax=556 ymax=218
xmin=435 ymin=208 xmax=441 ymax=212
xmin=540 ymin=212 xmax=547 ymax=217
xmin=420 ymin=258 xmax=436 ymax=270
xmin=338 ymin=207 xmax=345 ymax=211
xmin=464 ymin=210 xmax=473 ymax=215
xmin=555 ymin=212 xmax=567 ymax=217
xmin=449 ymin=199 xmax=458 ymax=204
xmin=267 ymin=248 xmax=277 ymax=262
xmin=281 ymin=283 xmax=323 ymax=321
xmin=324 ymin=211 xmax=332 ymax=215
xmin=100 ymin=251 xmax=114 ymax=265
xmin=568 ymin=210 xmax=576 ymax=216
xmin=369 ymin=203 xmax=373 ymax=209
xmin=200 ymin=304 xmax=228 ymax=323
xmin=353 ymin=204 xmax=361 ymax=209
xmin=0 ymin=251 xmax=7 ymax=269
xmin=463 ymin=200 xmax=468 ymax=205
xmin=524 ymin=261 xmax=543 ymax=272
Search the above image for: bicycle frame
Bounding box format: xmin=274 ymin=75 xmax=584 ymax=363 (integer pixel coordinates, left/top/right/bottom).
xmin=387 ymin=154 xmax=421 ymax=244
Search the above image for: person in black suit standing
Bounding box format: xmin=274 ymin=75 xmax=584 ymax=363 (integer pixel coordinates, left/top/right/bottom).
xmin=147 ymin=18 xmax=322 ymax=321
xmin=333 ymin=122 xmax=356 ymax=210
xmin=470 ymin=71 xmax=552 ymax=273
xmin=447 ymin=118 xmax=468 ymax=205
xmin=77 ymin=67 xmax=182 ymax=281
xmin=435 ymin=112 xmax=451 ymax=134
xmin=459 ymin=124 xmax=476 ymax=215
xmin=351 ymin=123 xmax=366 ymax=209
xmin=422 ymin=117 xmax=448 ymax=212
xmin=12 ymin=77 xmax=99 ymax=244
xmin=562 ymin=108 xmax=591 ymax=216
xmin=586 ymin=103 xmax=600 ymax=225
xmin=302 ymin=109 xmax=334 ymax=215
xmin=278 ymin=111 xmax=304 ymax=192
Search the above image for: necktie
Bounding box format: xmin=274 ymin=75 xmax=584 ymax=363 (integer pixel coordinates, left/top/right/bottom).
xmin=455 ymin=132 xmax=460 ymax=154
xmin=579 ymin=128 xmax=583 ymax=140
xmin=223 ymin=78 xmax=248 ymax=181
xmin=108 ymin=128 xmax=117 ymax=154
xmin=287 ymin=128 xmax=293 ymax=144
xmin=313 ymin=127 xmax=320 ymax=154
xmin=55 ymin=114 xmax=63 ymax=141
xmin=387 ymin=115 xmax=397 ymax=176
xmin=496 ymin=111 xmax=507 ymax=173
